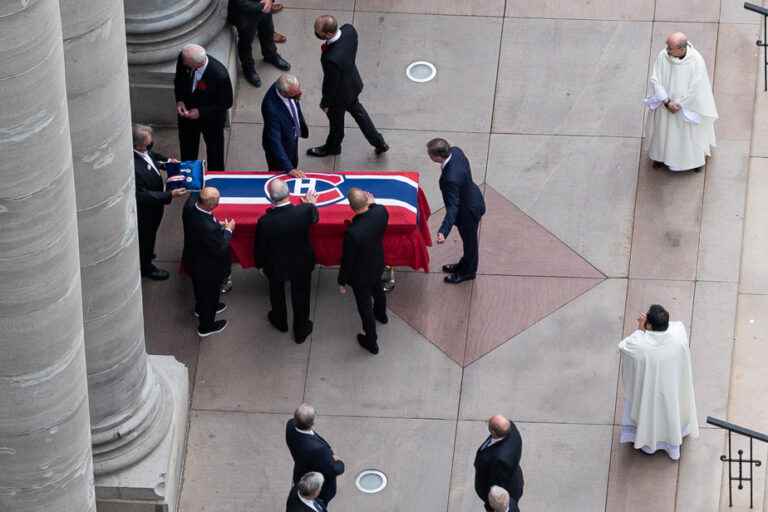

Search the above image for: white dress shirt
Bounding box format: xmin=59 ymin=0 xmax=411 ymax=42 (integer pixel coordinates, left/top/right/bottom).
xmin=298 ymin=495 xmax=320 ymax=512
xmin=192 ymin=57 xmax=209 ymax=92
xmin=327 ymin=29 xmax=342 ymax=45
xmin=278 ymin=92 xmax=301 ymax=139
xmin=135 ymin=149 xmax=160 ymax=176
xmin=441 ymin=153 xmax=452 ymax=170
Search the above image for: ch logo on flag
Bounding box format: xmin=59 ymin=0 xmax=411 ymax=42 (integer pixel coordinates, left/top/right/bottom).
xmin=266 ymin=173 xmax=346 ymax=206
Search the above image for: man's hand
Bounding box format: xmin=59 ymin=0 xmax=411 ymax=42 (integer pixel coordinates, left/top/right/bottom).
xmin=289 ymin=169 xmax=305 ymax=178
xmin=176 ymin=101 xmax=188 ymax=117
xmin=260 ymin=0 xmax=273 ymax=12
xmin=436 ymin=232 xmax=446 ymax=244
xmin=366 ymin=191 xmax=375 ymax=205
xmin=637 ymin=313 xmax=647 ymax=331
xmin=171 ymin=188 xmax=189 ymax=198
xmin=186 ymin=108 xmax=200 ymax=120
xmin=332 ymin=454 xmax=341 ymax=462
xmin=667 ymin=101 xmax=681 ymax=113
xmin=320 ymin=103 xmax=329 ymax=114
xmin=302 ymin=189 xmax=318 ymax=204
xmin=223 ymin=218 xmax=236 ymax=232
xmin=167 ymin=157 xmax=180 ymax=163
xmin=338 ymin=286 xmax=346 ymax=294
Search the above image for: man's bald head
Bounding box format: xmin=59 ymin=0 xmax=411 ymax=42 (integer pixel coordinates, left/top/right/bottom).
xmin=182 ymin=44 xmax=207 ymax=69
xmin=267 ymin=179 xmax=290 ymax=203
xmin=666 ymin=32 xmax=688 ymax=58
xmin=488 ymin=415 xmax=511 ymax=438
xmin=347 ymin=187 xmax=370 ymax=213
xmin=198 ymin=186 xmax=220 ymax=210
xmin=314 ymin=15 xmax=338 ymax=38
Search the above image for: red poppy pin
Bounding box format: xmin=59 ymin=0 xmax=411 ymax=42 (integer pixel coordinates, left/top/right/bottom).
xmin=196 ymin=81 xmax=208 ymax=91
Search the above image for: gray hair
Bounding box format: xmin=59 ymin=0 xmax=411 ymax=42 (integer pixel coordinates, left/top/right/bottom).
xmin=268 ymin=179 xmax=290 ymax=203
xmin=182 ymin=44 xmax=207 ymax=66
xmin=426 ymin=137 xmax=451 ymax=159
xmin=294 ymin=403 xmax=316 ymax=430
xmin=277 ymin=74 xmax=300 ymax=94
xmin=488 ymin=486 xmax=510 ymax=511
xmin=297 ymin=472 xmax=324 ymax=498
xmin=132 ymin=123 xmax=152 ymax=147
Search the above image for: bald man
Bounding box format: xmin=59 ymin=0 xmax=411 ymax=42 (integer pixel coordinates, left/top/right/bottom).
xmin=174 ymin=44 xmax=233 ymax=171
xmin=645 ymin=32 xmax=717 ymax=172
xmin=182 ymin=187 xmax=236 ymax=337
xmin=338 ymin=188 xmax=389 ymax=354
xmin=474 ymin=415 xmax=524 ymax=511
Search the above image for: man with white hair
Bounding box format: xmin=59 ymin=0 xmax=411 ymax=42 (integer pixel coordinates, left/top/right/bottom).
xmin=174 ymin=44 xmax=233 ymax=171
xmin=286 ymin=472 xmax=327 ymax=511
xmin=488 ymin=486 xmax=518 ymax=512
xmin=254 ymin=180 xmax=318 ymax=343
xmin=262 ymin=74 xmax=308 ymax=178
xmin=645 ymin=32 xmax=718 ymax=172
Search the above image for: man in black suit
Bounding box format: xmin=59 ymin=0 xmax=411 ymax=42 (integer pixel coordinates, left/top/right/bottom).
xmin=132 ymin=124 xmax=188 ymax=280
xmin=475 ymin=415 xmax=524 ymax=512
xmin=286 ymin=472 xmax=327 ymax=512
xmin=262 ymin=74 xmax=308 ymax=178
xmin=338 ymin=188 xmax=389 ymax=355
xmin=227 ymin=0 xmax=291 ymax=88
xmin=174 ymin=44 xmax=233 ymax=171
xmin=306 ymin=15 xmax=388 ymax=158
xmin=182 ymin=187 xmax=235 ymax=337
xmin=286 ymin=403 xmax=345 ymax=507
xmin=427 ymin=138 xmax=486 ymax=284
xmin=254 ymin=180 xmax=318 ymax=343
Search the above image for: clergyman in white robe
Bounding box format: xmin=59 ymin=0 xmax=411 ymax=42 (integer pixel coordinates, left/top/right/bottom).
xmin=619 ymin=307 xmax=699 ymax=460
xmin=645 ymin=34 xmax=718 ymax=172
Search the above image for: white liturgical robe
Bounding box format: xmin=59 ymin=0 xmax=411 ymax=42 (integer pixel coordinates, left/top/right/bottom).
xmin=645 ymin=43 xmax=718 ymax=171
xmin=619 ymin=321 xmax=699 ymax=460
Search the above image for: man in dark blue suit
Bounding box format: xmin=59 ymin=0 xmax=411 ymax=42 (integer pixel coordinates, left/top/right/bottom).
xmin=427 ymin=138 xmax=486 ymax=284
xmin=262 ymin=74 xmax=308 ymax=178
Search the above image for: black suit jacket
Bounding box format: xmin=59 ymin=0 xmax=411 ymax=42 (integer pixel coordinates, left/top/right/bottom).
xmin=474 ymin=423 xmax=525 ymax=505
xmin=227 ymin=0 xmax=265 ymax=25
xmin=320 ymin=24 xmax=364 ymax=109
xmin=174 ymin=54 xmax=233 ymax=128
xmin=438 ymin=147 xmax=486 ymax=237
xmin=262 ymin=84 xmax=309 ymax=172
xmin=181 ymin=197 xmax=232 ymax=281
xmin=285 ymin=419 xmax=344 ymax=505
xmin=134 ymin=150 xmax=171 ymax=219
xmin=254 ymin=203 xmax=318 ymax=281
xmin=285 ymin=486 xmax=326 ymax=512
xmin=337 ymin=204 xmax=388 ymax=288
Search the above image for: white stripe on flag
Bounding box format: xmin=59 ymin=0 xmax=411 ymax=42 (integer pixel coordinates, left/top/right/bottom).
xmin=218 ymin=197 xmax=271 ymax=205
xmin=337 ymin=198 xmax=417 ymax=214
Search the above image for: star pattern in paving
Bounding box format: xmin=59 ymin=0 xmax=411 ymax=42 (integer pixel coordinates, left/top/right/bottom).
xmin=388 ymin=186 xmax=605 ymax=367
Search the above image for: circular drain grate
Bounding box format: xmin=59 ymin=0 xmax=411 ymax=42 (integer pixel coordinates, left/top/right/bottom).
xmin=355 ymin=469 xmax=387 ymax=494
xmin=406 ymin=61 xmax=437 ymax=83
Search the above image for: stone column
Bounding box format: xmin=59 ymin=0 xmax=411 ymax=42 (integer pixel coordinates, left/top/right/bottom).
xmin=59 ymin=0 xmax=189 ymax=510
xmin=124 ymin=0 xmax=237 ymax=124
xmin=0 ymin=0 xmax=96 ymax=511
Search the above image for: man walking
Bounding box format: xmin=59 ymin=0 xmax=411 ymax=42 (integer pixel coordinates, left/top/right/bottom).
xmin=254 ymin=180 xmax=318 ymax=344
xmin=262 ymin=75 xmax=308 ymax=178
xmin=338 ymin=188 xmax=388 ymax=355
xmin=306 ymin=15 xmax=388 ymax=158
xmin=427 ymin=138 xmax=486 ymax=284
xmin=174 ymin=44 xmax=233 ymax=171
xmin=474 ymin=415 xmax=524 ymax=512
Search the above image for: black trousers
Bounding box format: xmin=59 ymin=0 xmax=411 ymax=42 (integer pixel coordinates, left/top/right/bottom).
xmin=192 ymin=270 xmax=225 ymax=331
xmin=233 ymin=12 xmax=277 ymax=70
xmin=178 ymin=118 xmax=226 ymax=171
xmin=268 ymin=271 xmax=312 ymax=335
xmin=137 ymin=209 xmax=163 ymax=274
xmin=352 ymin=281 xmax=386 ymax=342
xmin=456 ymin=216 xmax=480 ymax=276
xmin=324 ymin=100 xmax=385 ymax=152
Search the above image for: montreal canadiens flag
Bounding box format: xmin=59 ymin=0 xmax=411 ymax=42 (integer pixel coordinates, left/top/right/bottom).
xmin=204 ymin=171 xmax=422 ymax=226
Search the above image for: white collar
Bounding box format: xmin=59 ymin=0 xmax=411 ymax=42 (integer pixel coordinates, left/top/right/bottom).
xmin=441 ymin=153 xmax=452 ymax=170
xmin=298 ymin=495 xmax=319 ymax=511
xmin=273 ymin=201 xmax=292 ymax=208
xmin=328 ymin=29 xmax=342 ymax=44
xmin=295 ymin=426 xmax=315 ymax=435
xmin=195 ymin=57 xmax=208 ymax=78
xmin=195 ymin=203 xmax=213 ymax=216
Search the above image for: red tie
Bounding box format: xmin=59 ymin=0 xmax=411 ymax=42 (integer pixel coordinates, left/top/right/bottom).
xmin=321 ymin=42 xmax=328 ymax=53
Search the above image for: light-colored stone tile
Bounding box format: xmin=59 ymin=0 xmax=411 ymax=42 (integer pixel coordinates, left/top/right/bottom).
xmin=506 ymin=0 xmax=654 ymax=20
xmin=353 ymin=12 xmax=502 ymax=132
xmin=714 ymin=23 xmax=760 ymax=141
xmin=721 ymin=0 xmax=764 ymax=23
xmin=605 ymin=427 xmax=680 ymax=512
xmin=698 ymin=141 xmax=749 ymax=282
xmin=629 ymin=144 xmax=705 ymax=281
xmin=304 ymin=270 xmax=462 ymax=419
xmin=740 ymin=158 xmax=768 ymax=293
xmin=675 ymin=428 xmax=725 ymax=512
xmin=461 ymin=278 xmax=626 ymax=423
xmin=751 ymin=52 xmax=768 ymax=157
xmin=226 ymin=122 xmax=336 ymax=171
xmin=448 ymin=421 xmax=612 ymax=512
xmin=690 ymin=282 xmax=738 ymax=426
xmin=493 ymin=19 xmax=652 ymax=136
xmin=486 ymin=134 xmax=640 ymax=277
xmin=655 ymin=0 xmax=721 ymax=22
xmin=356 ymin=0 xmax=505 ymax=16
xmin=334 ymin=130 xmax=490 ymax=211
xmin=191 ymin=267 xmax=313 ymax=413
xmin=286 ymin=0 xmax=355 ymax=9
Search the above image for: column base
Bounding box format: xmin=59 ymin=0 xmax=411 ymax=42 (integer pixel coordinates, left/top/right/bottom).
xmin=95 ymin=356 xmax=189 ymax=512
xmin=128 ymin=26 xmax=238 ymax=126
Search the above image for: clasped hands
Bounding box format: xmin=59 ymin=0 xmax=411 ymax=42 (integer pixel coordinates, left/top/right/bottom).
xmin=176 ymin=101 xmax=200 ymax=120
xmin=664 ymin=100 xmax=682 ymax=113
xmin=219 ymin=218 xmax=236 ymax=231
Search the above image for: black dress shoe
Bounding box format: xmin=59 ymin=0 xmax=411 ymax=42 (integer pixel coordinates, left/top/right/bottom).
xmin=306 ymin=146 xmax=341 ymax=158
xmin=442 ymin=263 xmax=461 ymax=274
xmin=267 ymin=311 xmax=289 ymax=332
xmin=142 ymin=267 xmax=170 ymax=281
xmin=243 ymin=68 xmax=261 ymax=87
xmin=198 ymin=319 xmax=227 ymax=338
xmin=357 ymin=333 xmax=379 ymax=355
xmin=264 ymin=54 xmax=291 ymax=71
xmin=651 ymin=160 xmax=665 ymax=169
xmin=374 ymin=143 xmax=389 ymax=155
xmin=692 ymin=166 xmax=702 ymax=173
xmin=294 ymin=320 xmax=314 ymax=344
xmin=194 ymin=302 xmax=227 ymax=317
xmin=444 ymin=273 xmax=476 ymax=284
xmin=375 ymin=313 xmax=389 ymax=324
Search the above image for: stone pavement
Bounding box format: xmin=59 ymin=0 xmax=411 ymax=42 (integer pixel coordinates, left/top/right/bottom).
xmin=142 ymin=1 xmax=768 ymax=510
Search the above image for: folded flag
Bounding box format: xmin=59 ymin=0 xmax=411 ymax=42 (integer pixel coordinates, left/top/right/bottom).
xmin=166 ymin=160 xmax=205 ymax=191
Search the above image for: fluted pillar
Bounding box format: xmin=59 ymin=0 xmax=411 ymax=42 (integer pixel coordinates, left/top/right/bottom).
xmin=0 ymin=0 xmax=95 ymax=510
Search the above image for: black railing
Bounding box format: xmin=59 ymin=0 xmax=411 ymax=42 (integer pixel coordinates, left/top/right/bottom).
xmin=744 ymin=2 xmax=768 ymax=91
xmin=707 ymin=416 xmax=768 ymax=508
